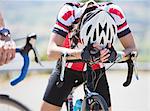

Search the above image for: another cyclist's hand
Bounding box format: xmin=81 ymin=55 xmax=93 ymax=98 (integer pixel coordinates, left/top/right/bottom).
xmin=0 ymin=29 xmax=16 ymax=66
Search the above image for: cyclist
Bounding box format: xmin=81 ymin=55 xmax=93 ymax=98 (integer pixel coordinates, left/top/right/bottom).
xmin=41 ymin=0 xmax=138 ymax=111
xmin=0 ymin=12 xmax=16 ymax=66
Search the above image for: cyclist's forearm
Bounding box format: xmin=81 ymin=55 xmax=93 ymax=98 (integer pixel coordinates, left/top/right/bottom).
xmin=67 ymin=49 xmax=82 ymax=60
xmin=119 ymin=33 xmax=138 ymax=56
xmin=47 ymin=45 xmax=82 ymax=61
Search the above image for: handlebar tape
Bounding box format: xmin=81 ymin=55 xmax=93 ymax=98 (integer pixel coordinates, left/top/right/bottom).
xmin=123 ymin=59 xmax=134 ymax=87
xmin=10 ymin=48 xmax=29 ymax=86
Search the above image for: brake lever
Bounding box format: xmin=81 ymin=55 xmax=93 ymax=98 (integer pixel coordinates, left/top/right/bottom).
xmin=123 ymin=51 xmax=138 ymax=87
xmin=131 ymin=51 xmax=139 ymax=80
xmin=123 ymin=59 xmax=134 ymax=87
xmin=24 ymin=33 xmax=43 ymax=66
xmin=32 ymin=47 xmax=43 ymax=66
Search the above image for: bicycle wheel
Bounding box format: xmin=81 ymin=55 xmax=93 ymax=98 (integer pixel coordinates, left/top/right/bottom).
xmin=82 ymin=94 xmax=109 ymax=111
xmin=0 ymin=94 xmax=30 ymax=111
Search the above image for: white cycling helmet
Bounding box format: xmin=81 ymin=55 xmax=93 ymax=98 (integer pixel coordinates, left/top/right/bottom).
xmin=80 ymin=9 xmax=117 ymax=47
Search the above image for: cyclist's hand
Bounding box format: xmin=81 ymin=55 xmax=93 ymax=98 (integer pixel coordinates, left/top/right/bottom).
xmin=0 ymin=29 xmax=16 ymax=66
xmin=81 ymin=43 xmax=110 ymax=63
xmin=92 ymin=43 xmax=110 ymax=62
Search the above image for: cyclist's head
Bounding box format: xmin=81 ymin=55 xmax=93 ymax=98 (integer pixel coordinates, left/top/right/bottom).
xmin=79 ymin=8 xmax=117 ymax=47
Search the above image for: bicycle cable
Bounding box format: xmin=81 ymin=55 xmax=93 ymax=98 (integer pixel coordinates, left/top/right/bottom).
xmin=93 ymin=56 xmax=121 ymax=91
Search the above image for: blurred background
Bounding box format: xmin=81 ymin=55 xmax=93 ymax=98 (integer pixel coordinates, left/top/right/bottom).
xmin=0 ymin=0 xmax=149 ymax=111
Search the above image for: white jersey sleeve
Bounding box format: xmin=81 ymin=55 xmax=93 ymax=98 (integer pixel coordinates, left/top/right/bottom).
xmin=107 ymin=3 xmax=131 ymax=38
xmin=52 ymin=3 xmax=77 ymax=38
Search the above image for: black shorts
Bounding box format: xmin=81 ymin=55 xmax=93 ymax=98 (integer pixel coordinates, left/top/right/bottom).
xmin=43 ymin=68 xmax=111 ymax=107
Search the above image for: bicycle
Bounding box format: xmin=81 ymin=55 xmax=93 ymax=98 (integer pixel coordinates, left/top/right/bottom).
xmin=56 ymin=44 xmax=138 ymax=111
xmin=0 ymin=33 xmax=42 ymax=111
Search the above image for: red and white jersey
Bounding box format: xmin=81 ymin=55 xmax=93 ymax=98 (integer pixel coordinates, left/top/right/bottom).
xmin=52 ymin=2 xmax=131 ymax=71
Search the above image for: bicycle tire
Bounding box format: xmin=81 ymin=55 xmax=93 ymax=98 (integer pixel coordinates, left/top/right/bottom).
xmin=0 ymin=94 xmax=30 ymax=111
xmin=82 ymin=94 xmax=109 ymax=111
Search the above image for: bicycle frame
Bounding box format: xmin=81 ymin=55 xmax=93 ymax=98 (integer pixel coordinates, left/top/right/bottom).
xmin=65 ymin=63 xmax=108 ymax=111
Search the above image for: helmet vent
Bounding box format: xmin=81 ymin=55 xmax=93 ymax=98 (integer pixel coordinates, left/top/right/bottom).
xmin=103 ymin=23 xmax=107 ymax=35
xmin=112 ymin=37 xmax=114 ymax=44
xmin=86 ymin=25 xmax=92 ymax=36
xmin=93 ymin=29 xmax=96 ymax=41
xmin=100 ymin=37 xmax=104 ymax=44
xmin=99 ymin=23 xmax=102 ymax=36
xmin=112 ymin=24 xmax=116 ymax=34
xmin=83 ymin=13 xmax=92 ymax=25
xmin=83 ymin=11 xmax=100 ymax=26
xmin=108 ymin=28 xmax=111 ymax=40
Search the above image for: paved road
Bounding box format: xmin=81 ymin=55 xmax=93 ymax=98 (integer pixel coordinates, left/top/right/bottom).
xmin=0 ymin=71 xmax=150 ymax=111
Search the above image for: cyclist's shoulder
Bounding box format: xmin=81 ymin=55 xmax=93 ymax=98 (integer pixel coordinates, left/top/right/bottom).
xmin=57 ymin=2 xmax=83 ymax=21
xmin=104 ymin=2 xmax=126 ymax=16
xmin=100 ymin=2 xmax=126 ymax=20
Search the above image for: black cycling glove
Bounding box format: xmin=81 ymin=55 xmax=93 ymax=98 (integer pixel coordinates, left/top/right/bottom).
xmin=106 ymin=44 xmax=117 ymax=63
xmin=81 ymin=43 xmax=117 ymax=63
xmin=81 ymin=43 xmax=100 ymax=62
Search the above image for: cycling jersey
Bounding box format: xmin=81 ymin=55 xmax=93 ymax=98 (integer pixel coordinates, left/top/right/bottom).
xmin=52 ymin=2 xmax=131 ymax=71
